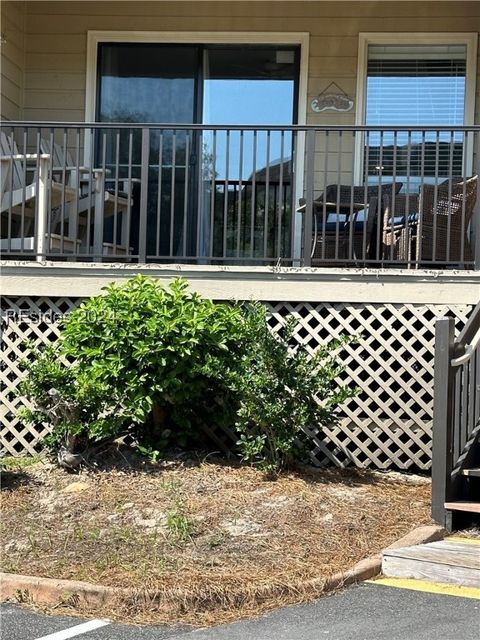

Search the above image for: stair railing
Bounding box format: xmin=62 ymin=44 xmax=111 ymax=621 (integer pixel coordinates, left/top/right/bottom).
xmin=432 ymin=301 xmax=480 ymax=528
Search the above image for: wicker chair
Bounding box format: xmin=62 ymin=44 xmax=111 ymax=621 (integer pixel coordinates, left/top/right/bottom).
xmin=323 ymin=183 xmax=402 ymax=206
xmin=310 ymin=196 xmax=380 ymax=265
xmin=382 ymin=193 xmax=420 ymax=263
xmin=383 ymin=176 xmax=478 ymax=267
xmin=298 ymin=182 xmax=402 ymax=265
xmin=297 ymin=182 xmax=403 ymax=214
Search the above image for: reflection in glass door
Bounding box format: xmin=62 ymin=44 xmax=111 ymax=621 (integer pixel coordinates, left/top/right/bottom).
xmin=95 ymin=42 xmax=299 ymax=262
xmin=96 ymin=43 xmax=198 ymax=257
xmin=202 ymin=46 xmax=298 ymax=262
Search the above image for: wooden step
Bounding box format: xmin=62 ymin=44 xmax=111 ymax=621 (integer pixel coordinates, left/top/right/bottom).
xmin=444 ymin=501 xmax=480 ymax=514
xmin=382 ymin=540 xmax=480 ymax=587
xmin=460 ymin=468 xmax=480 ymax=477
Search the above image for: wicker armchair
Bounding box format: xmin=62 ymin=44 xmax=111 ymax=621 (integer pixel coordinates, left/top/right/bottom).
xmin=309 ymin=196 xmax=380 ymax=265
xmin=418 ymin=176 xmax=477 ymax=264
xmin=323 ymin=183 xmax=402 ymax=206
xmin=298 ymin=182 xmax=402 ymax=265
xmin=383 ymin=176 xmax=478 ymax=267
xmin=383 ymin=193 xmax=421 ymax=263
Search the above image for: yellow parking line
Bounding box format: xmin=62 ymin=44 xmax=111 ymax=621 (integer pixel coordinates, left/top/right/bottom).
xmin=366 ymin=577 xmax=480 ymax=600
xmin=446 ymin=536 xmax=480 ymax=546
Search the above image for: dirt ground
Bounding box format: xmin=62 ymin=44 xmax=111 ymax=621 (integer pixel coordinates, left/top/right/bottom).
xmin=1 ymin=452 xmax=432 ymax=625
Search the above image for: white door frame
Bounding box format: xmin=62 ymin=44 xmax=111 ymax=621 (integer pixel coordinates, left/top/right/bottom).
xmin=85 ymin=31 xmax=309 ymax=261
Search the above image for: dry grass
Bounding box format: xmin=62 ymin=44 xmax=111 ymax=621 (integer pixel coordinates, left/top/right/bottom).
xmin=1 ymin=452 xmax=432 ymax=625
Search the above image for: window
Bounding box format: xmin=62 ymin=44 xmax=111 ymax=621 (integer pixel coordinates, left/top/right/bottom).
xmin=356 ymin=34 xmax=477 ymax=189
xmin=365 ymin=44 xmax=466 ymax=128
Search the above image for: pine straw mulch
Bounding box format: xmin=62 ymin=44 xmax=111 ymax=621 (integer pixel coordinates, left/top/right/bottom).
xmin=0 ymin=452 xmax=432 ymax=626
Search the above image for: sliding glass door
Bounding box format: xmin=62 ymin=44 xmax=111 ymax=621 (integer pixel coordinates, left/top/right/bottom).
xmin=95 ymin=42 xmax=299 ymax=261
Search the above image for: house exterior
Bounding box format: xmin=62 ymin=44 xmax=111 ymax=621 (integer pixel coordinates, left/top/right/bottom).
xmin=1 ymin=1 xmax=480 ymax=473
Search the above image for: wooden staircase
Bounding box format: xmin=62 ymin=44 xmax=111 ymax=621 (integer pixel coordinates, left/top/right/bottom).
xmin=382 ymin=538 xmax=480 ymax=588
xmin=443 ymin=463 xmax=480 ymax=528
xmin=432 ymin=303 xmax=480 ymax=531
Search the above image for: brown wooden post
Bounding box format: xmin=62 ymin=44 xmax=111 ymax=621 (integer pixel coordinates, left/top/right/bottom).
xmin=431 ymin=316 xmax=455 ymax=528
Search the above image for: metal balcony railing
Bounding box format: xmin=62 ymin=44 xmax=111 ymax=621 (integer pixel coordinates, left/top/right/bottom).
xmin=1 ymin=123 xmax=479 ymax=268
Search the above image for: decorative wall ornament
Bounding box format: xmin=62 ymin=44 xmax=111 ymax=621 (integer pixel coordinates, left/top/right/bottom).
xmin=311 ymin=82 xmax=354 ymax=113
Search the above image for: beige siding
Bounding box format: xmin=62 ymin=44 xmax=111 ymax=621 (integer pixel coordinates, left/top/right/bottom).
xmin=19 ymin=1 xmax=480 ymax=124
xmin=1 ymin=0 xmax=25 ymax=120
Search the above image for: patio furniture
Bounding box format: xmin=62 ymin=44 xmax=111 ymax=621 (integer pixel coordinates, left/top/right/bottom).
xmin=298 ymin=182 xmax=402 ymax=265
xmin=310 ymin=197 xmax=381 ymax=265
xmin=40 ymin=139 xmax=132 ymax=257
xmin=383 ymin=176 xmax=478 ymax=266
xmin=0 ymin=132 xmax=78 ymax=214
xmin=297 ymin=182 xmax=403 ymax=216
xmin=382 ymin=192 xmax=420 ymax=263
xmin=1 ymin=132 xmax=78 ymax=259
xmin=0 ymin=234 xmax=81 ymax=254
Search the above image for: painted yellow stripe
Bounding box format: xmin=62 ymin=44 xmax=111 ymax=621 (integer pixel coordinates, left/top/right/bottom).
xmin=367 ymin=577 xmax=480 ymax=599
xmin=446 ymin=536 xmax=480 ymax=546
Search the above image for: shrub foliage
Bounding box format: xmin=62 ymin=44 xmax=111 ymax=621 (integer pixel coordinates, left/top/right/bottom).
xmin=19 ymin=276 xmax=355 ymax=470
xmin=233 ymin=304 xmax=354 ymax=472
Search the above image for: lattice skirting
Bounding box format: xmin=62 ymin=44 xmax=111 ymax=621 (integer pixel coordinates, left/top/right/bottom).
xmin=1 ymin=295 xmax=473 ymax=469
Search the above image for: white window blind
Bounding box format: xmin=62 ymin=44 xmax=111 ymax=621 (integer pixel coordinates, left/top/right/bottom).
xmin=364 ymin=44 xmax=467 ymax=183
xmin=366 ymin=44 xmax=467 ymax=127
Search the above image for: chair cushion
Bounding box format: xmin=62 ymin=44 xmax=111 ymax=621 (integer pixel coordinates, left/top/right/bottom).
xmin=314 ymin=210 xmax=368 ymax=233
xmin=386 ymin=213 xmax=419 ymax=226
xmin=439 ymin=177 xmax=465 ymax=187
xmin=106 ymin=188 xmax=130 ymax=199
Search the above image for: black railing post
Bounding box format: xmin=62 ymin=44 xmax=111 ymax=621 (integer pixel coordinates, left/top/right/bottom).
xmin=138 ymin=127 xmax=150 ymax=263
xmin=303 ymin=128 xmax=315 ymax=267
xmin=474 ymin=130 xmax=480 ymax=270
xmin=431 ymin=316 xmax=456 ymax=528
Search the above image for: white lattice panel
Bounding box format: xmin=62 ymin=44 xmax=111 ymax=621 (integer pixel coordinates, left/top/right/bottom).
xmin=1 ymin=297 xmax=82 ymax=455
xmin=265 ymin=301 xmax=472 ymax=470
xmin=0 ymin=296 xmax=473 ymax=468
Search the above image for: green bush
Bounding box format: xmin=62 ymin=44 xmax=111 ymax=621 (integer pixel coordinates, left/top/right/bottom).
xmin=232 ymin=303 xmax=356 ymax=473
xmin=18 ymin=345 xmax=125 ymax=451
xmin=20 ymin=276 xmax=246 ymax=452
xmin=19 ymin=277 xmax=355 ymax=471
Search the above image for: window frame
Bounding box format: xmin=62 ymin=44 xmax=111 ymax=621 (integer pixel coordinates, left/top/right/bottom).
xmin=354 ymin=32 xmax=478 ymax=183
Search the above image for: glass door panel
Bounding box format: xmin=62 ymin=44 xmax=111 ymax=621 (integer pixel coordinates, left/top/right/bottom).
xmin=96 ymin=43 xmax=198 ymax=256
xmin=95 ymin=42 xmax=299 ymax=262
xmin=201 ymin=46 xmax=298 ymax=261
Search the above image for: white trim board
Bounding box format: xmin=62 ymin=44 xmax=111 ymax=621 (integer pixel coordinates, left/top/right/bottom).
xmin=354 ymin=32 xmax=478 ymax=184
xmin=2 ymin=263 xmax=479 ymax=304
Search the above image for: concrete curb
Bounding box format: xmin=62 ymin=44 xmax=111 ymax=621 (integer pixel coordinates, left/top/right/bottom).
xmin=385 ymin=524 xmax=447 ymax=550
xmin=303 ymin=524 xmax=447 ymax=593
xmin=0 ymin=524 xmax=447 ymax=612
xmin=0 ymin=572 xmax=118 ymax=606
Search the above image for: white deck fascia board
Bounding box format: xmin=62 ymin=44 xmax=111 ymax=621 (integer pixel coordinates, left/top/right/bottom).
xmin=1 ymin=262 xmax=479 ymax=304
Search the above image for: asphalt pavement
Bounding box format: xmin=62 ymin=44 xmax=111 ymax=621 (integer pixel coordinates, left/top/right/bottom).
xmin=1 ymin=582 xmax=479 ymax=640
